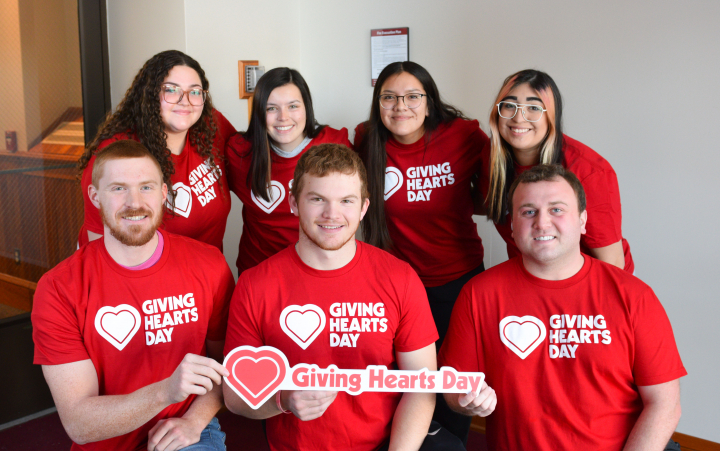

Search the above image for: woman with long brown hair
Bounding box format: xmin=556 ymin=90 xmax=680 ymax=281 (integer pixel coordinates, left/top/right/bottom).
xmin=225 ymin=67 xmax=351 ymax=274
xmin=355 ymin=61 xmax=488 ymax=445
xmin=480 ymin=69 xmax=634 ymax=272
xmin=77 ymin=50 xmax=236 ymax=251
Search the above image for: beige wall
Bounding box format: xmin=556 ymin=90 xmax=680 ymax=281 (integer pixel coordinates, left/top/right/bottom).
xmin=0 ymin=0 xmax=27 ymax=151
xmin=107 ymin=0 xmax=720 ymax=441
xmin=0 ymin=0 xmax=82 ymax=151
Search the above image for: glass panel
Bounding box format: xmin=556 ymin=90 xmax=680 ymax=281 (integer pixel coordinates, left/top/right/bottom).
xmin=0 ymin=0 xmax=83 ymax=320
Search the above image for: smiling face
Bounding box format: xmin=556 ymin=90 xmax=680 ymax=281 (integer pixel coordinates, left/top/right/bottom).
xmin=265 ymin=83 xmax=307 ymax=152
xmin=379 ymin=72 xmax=429 ymax=145
xmin=289 ymin=171 xmax=369 ymax=255
xmin=91 ymin=157 xmax=167 ymax=247
xmin=159 ymin=65 xmax=204 ymax=137
xmin=511 ymin=177 xmax=586 ymax=272
xmin=498 ymin=82 xmax=549 ymax=163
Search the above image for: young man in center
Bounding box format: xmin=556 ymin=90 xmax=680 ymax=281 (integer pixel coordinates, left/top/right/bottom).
xmin=223 ymin=144 xmax=470 ymax=451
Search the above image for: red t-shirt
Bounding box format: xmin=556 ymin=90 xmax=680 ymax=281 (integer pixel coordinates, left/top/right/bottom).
xmin=224 ymin=241 xmax=438 ymax=451
xmin=439 ymin=256 xmax=686 ymax=451
xmin=480 ymin=135 xmax=635 ymax=272
xmin=79 ymin=110 xmax=236 ymax=251
xmin=225 ymin=126 xmax=352 ymax=273
xmin=32 ymin=232 xmax=235 ymax=451
xmin=355 ymin=119 xmax=488 ymax=287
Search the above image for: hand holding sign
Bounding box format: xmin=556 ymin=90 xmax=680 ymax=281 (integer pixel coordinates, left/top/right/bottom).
xmin=281 ymin=390 xmax=338 ymax=421
xmin=164 ymin=353 xmax=229 ymax=405
xmin=224 ymin=346 xmax=485 ymax=410
xmin=456 ymin=381 xmax=497 ymax=417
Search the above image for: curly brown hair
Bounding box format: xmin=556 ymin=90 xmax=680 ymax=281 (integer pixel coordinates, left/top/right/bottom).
xmin=77 ymin=50 xmax=221 ymax=209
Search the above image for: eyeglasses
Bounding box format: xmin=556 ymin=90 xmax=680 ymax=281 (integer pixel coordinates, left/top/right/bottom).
xmin=161 ymin=84 xmax=208 ymax=106
xmin=496 ymin=101 xmax=546 ymax=122
xmin=378 ymin=93 xmax=427 ymax=110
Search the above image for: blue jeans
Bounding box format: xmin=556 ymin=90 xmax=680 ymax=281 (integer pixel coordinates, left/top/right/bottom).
xmin=180 ymin=417 xmax=226 ymax=451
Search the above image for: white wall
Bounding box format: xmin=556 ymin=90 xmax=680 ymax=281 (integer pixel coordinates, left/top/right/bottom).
xmin=106 ymin=0 xmax=186 ymax=107
xmin=107 ymin=0 xmax=720 ymax=441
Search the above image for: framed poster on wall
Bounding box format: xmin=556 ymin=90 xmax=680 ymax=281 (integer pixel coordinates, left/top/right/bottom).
xmin=371 ymin=27 xmax=409 ymax=86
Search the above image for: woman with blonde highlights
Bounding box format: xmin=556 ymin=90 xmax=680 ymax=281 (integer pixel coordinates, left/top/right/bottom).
xmin=480 ymin=69 xmax=634 ymax=271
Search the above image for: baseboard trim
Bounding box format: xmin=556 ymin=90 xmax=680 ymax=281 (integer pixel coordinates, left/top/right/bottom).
xmin=470 ymin=417 xmax=720 ymax=450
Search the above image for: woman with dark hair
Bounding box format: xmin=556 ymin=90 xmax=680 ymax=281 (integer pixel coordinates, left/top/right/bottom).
xmin=480 ymin=69 xmax=634 ymax=272
xmin=78 ymin=50 xmax=236 ymax=251
xmin=355 ymin=61 xmax=488 ymax=445
xmin=226 ymin=67 xmax=351 ymax=274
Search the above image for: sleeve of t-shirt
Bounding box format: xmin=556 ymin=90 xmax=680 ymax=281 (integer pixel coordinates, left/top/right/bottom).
xmin=631 ymin=287 xmax=687 ymax=386
xmin=213 ymin=110 xmax=237 ymax=150
xmin=580 ymin=169 xmax=623 ymax=249
xmin=206 ymin=254 xmax=236 ymax=342
xmin=223 ymin=274 xmax=264 ymax=356
xmin=393 ymin=266 xmax=439 ymax=352
xmin=81 ymin=155 xmax=103 ymax=237
xmin=32 ymin=272 xmax=90 ymax=365
xmin=438 ymin=286 xmax=482 ymax=373
xmin=337 ymin=127 xmax=353 ymax=150
xmin=224 ymin=134 xmax=251 ymax=197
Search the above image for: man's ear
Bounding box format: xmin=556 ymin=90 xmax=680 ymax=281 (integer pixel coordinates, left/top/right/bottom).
xmin=288 ymin=194 xmax=300 ymax=217
xmin=359 ymin=198 xmax=370 ymax=221
xmin=580 ymin=210 xmax=587 ymax=235
xmin=88 ymin=184 xmax=101 ymax=209
xmin=161 ymin=182 xmax=168 ymax=204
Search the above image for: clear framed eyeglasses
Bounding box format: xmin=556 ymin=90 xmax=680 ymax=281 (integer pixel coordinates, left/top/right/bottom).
xmin=496 ymin=101 xmax=546 ymax=122
xmin=378 ymin=93 xmax=427 ymax=110
xmin=161 ymin=84 xmax=208 ymax=106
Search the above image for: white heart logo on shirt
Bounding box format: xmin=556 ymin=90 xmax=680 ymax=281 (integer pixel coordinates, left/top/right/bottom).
xmin=499 ymin=316 xmax=546 ymax=360
xmin=384 ymin=167 xmax=403 ymax=200
xmin=279 ymin=304 xmax=326 ymax=350
xmin=94 ymin=305 xmax=141 ymax=351
xmin=251 ymin=181 xmax=286 ymax=214
xmin=169 ymin=182 xmax=192 ymax=218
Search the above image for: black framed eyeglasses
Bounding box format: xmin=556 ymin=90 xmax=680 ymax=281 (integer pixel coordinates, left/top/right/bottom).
xmin=378 ymin=93 xmax=427 ymax=110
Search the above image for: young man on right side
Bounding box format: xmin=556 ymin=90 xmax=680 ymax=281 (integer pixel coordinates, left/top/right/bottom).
xmin=441 ymin=164 xmax=686 ymax=450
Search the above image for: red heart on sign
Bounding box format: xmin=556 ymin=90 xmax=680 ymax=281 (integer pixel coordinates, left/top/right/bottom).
xmin=224 ymin=346 xmax=288 ymax=409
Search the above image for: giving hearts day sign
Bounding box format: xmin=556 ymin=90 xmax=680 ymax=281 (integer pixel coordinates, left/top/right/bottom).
xmin=223 ymin=346 xmax=485 ymax=410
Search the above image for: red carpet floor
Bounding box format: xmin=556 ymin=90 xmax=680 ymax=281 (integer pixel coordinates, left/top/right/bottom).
xmin=0 ymin=410 xmax=487 ymax=450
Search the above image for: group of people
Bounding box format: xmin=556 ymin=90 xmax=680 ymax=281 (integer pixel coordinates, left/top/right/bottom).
xmin=30 ymin=49 xmax=686 ymax=451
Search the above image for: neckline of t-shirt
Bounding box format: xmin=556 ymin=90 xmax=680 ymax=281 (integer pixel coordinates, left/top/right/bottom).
xmin=271 ymin=135 xmax=313 ymax=159
xmin=99 ymin=230 xmax=171 ymax=277
xmin=387 ymin=119 xmax=456 ymax=152
xmin=290 ymin=240 xmax=364 ymax=278
xmin=515 ymin=254 xmax=591 ymax=288
xmin=118 ymin=230 xmax=164 ymax=270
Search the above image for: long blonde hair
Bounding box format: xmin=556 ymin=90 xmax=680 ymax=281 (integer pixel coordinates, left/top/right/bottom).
xmin=486 ymin=69 xmax=564 ymax=224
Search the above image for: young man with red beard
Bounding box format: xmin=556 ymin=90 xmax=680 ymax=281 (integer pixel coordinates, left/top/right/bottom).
xmin=223 ymin=144 xmax=477 ymax=451
xmin=32 ymin=140 xmax=235 ymax=451
xmin=440 ymin=164 xmax=686 ymax=451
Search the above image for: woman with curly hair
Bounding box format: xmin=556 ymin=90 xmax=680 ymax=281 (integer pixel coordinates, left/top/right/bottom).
xmin=225 ymin=67 xmax=351 ymax=274
xmin=479 ymin=69 xmax=634 ymax=272
xmin=354 ymin=61 xmax=488 ymax=446
xmin=77 ymin=50 xmax=236 ymax=251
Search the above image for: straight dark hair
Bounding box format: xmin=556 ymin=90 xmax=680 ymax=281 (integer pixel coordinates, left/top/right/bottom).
xmin=243 ymin=67 xmax=325 ymax=201
xmin=486 ymin=69 xmax=564 ymax=224
xmin=359 ymin=61 xmax=466 ymax=250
